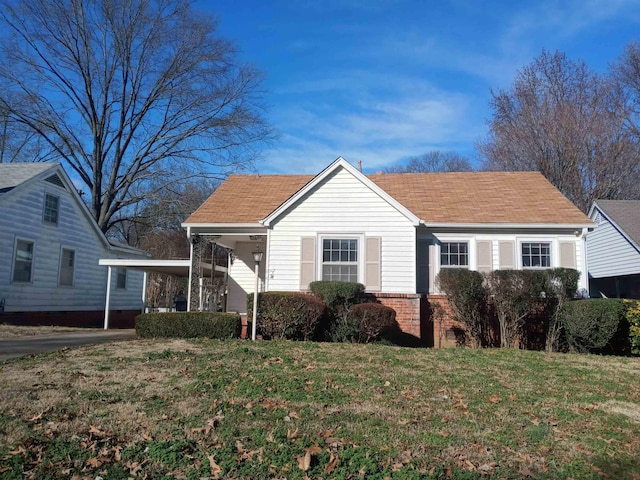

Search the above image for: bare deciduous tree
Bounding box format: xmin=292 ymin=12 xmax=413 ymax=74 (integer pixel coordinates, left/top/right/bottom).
xmin=479 ymin=50 xmax=640 ymax=212
xmin=0 ymin=0 xmax=272 ymax=233
xmin=385 ymin=150 xmax=474 ymax=173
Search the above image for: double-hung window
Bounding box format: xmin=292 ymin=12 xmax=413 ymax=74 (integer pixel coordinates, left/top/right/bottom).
xmin=43 ymin=193 xmax=60 ymax=225
xmin=521 ymin=242 xmax=551 ymax=268
xmin=116 ymin=268 xmax=127 ymax=289
xmin=59 ymin=249 xmax=75 ymax=286
xmin=322 ymin=238 xmax=358 ymax=282
xmin=440 ymin=242 xmax=469 ymax=268
xmin=13 ymin=239 xmax=34 ymax=283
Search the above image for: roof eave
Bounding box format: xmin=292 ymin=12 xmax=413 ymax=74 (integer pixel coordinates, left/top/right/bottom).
xmin=420 ymin=221 xmax=596 ymax=229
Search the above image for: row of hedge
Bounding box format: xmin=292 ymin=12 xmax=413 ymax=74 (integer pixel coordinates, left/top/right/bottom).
xmin=135 ymin=312 xmax=241 ymax=339
xmin=135 ymin=281 xmax=399 ymax=344
xmin=436 ymin=268 xmax=640 ymax=354
xmin=247 ymin=281 xmax=398 ymax=343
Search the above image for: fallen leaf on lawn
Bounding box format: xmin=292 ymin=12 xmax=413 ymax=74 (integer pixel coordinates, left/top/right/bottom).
xmin=0 ymin=467 xmax=12 ymax=473
xmin=488 ymin=395 xmax=501 ymax=404
xmin=325 ymin=453 xmax=338 ymax=474
xmin=288 ymin=410 xmax=300 ymax=419
xmin=207 ymin=454 xmax=222 ymax=477
xmin=287 ymin=428 xmax=299 ymax=439
xmin=266 ymin=431 xmax=275 ymax=442
xmin=85 ymin=457 xmax=102 ymax=468
xmin=9 ymin=446 xmax=26 ymax=455
xmin=318 ymin=429 xmax=334 ymax=438
xmin=88 ymin=425 xmax=103 ymax=436
xmin=398 ymin=419 xmax=410 ymax=425
xmin=297 ymin=452 xmax=311 ymax=471
xmin=142 ymin=432 xmax=153 ymax=441
xmin=384 ymin=381 xmax=391 ymax=386
xmin=305 ymin=445 xmax=322 ymax=455
xmin=438 ymin=430 xmax=449 ymax=437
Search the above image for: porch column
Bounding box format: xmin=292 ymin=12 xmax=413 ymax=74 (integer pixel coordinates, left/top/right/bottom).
xmin=188 ymin=234 xmax=204 ymax=311
xmin=104 ymin=266 xmax=112 ymax=330
xmin=142 ymin=271 xmax=148 ymax=313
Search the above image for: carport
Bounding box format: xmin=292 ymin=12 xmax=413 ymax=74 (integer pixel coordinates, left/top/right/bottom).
xmin=98 ymin=259 xmax=227 ymax=329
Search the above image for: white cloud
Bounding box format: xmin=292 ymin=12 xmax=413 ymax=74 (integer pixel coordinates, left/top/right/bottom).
xmin=259 ymin=74 xmax=485 ymax=174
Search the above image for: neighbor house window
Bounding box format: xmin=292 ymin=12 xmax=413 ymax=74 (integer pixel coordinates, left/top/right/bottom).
xmin=440 ymin=242 xmax=469 ymax=268
xmin=59 ymin=248 xmax=75 ymax=286
xmin=116 ymin=268 xmax=127 ymax=289
xmin=43 ymin=193 xmax=60 ymax=225
xmin=13 ymin=239 xmax=34 ymax=283
xmin=522 ymin=242 xmax=551 ymax=268
xmin=322 ymin=238 xmax=358 ymax=282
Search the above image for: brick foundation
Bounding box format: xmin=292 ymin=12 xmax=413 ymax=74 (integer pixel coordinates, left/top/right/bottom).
xmin=426 ymin=294 xmax=466 ymax=348
xmin=0 ymin=310 xmax=140 ymax=329
xmin=372 ymin=293 xmax=433 ymax=346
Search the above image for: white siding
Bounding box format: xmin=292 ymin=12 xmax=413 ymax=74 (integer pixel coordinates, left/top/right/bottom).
xmin=227 ymin=242 xmax=266 ymax=314
xmin=266 ymin=167 xmax=416 ymax=293
xmin=0 ymin=175 xmax=144 ymax=313
xmin=424 ymin=230 xmax=587 ymax=292
xmin=587 ymin=217 xmax=640 ymax=278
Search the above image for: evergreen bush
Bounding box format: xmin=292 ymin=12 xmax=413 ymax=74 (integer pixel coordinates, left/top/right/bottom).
xmin=247 ymin=292 xmax=326 ymax=340
xmin=559 ymin=299 xmax=626 ymax=353
xmin=349 ymin=302 xmax=399 ymax=343
xmin=436 ymin=269 xmax=489 ymax=348
xmin=135 ymin=312 xmax=241 ymax=338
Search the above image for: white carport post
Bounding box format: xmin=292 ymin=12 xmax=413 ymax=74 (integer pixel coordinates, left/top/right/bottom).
xmin=142 ymin=271 xmax=148 ymax=313
xmin=104 ymin=266 xmax=112 ymax=330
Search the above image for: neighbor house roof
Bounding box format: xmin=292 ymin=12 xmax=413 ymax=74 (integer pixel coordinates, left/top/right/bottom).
xmin=0 ymin=162 xmax=57 ymax=193
xmin=185 ymin=168 xmax=592 ymax=226
xmin=593 ymin=199 xmax=640 ymax=248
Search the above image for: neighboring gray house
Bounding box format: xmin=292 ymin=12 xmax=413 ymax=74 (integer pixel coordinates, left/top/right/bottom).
xmin=587 ymin=200 xmax=640 ymax=299
xmin=0 ymin=162 xmax=148 ymax=327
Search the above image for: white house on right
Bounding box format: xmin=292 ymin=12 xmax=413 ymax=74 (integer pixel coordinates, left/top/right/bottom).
xmin=587 ymin=200 xmax=640 ymax=299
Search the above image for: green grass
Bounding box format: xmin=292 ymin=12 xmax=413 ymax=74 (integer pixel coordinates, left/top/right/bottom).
xmin=0 ymin=339 xmax=639 ymax=479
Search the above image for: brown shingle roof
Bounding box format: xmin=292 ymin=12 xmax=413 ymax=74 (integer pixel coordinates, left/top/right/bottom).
xmin=184 ymin=170 xmax=592 ymax=225
xmin=595 ymin=200 xmax=640 ymax=247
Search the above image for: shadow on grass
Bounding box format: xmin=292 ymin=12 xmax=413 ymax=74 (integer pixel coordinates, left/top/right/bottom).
xmin=591 ymin=454 xmax=640 ymax=480
xmin=380 ymin=330 xmax=428 ymax=348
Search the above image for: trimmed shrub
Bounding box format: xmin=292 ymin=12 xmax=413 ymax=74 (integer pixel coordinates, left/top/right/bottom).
xmin=544 ymin=268 xmax=580 ymax=352
xmin=349 ymin=302 xmax=398 ymax=343
xmin=135 ymin=312 xmax=241 ymax=338
xmin=623 ymin=299 xmax=640 ymax=355
xmin=436 ymin=269 xmax=489 ymax=348
xmin=559 ymin=299 xmax=626 ymax=353
xmin=309 ymin=281 xmax=366 ymax=313
xmin=247 ymin=292 xmax=326 ymax=340
xmin=486 ymin=270 xmax=547 ymax=348
xmin=326 ymin=314 xmax=361 ymax=343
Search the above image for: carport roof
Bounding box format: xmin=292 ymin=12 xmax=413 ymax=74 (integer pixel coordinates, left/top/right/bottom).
xmin=98 ymin=259 xmax=226 ymax=277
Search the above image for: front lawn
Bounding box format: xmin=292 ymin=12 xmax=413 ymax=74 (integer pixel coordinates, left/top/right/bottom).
xmin=0 ymin=339 xmax=639 ymax=479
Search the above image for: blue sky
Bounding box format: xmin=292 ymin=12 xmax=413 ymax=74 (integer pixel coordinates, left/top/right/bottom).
xmin=197 ymin=0 xmax=640 ymax=174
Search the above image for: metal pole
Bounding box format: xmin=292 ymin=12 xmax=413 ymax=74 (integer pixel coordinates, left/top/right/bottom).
xmin=252 ymin=261 xmax=259 ymax=341
xmin=104 ymin=266 xmax=112 ymax=330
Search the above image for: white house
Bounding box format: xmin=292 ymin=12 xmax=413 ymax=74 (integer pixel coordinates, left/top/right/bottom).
xmin=587 ymin=200 xmax=640 ymax=299
xmin=0 ymin=162 xmax=148 ymax=327
xmin=182 ymin=157 xmax=594 ymax=345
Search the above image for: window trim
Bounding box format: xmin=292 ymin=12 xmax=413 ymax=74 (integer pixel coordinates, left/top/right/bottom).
xmin=58 ymin=246 xmax=76 ymax=287
xmin=116 ymin=268 xmax=127 ymax=289
xmin=317 ymin=234 xmax=364 ymax=283
xmin=520 ymin=241 xmax=552 ymax=269
xmin=440 ymin=241 xmax=470 ymax=269
xmin=12 ymin=237 xmax=35 ymax=284
xmin=43 ymin=192 xmax=60 ymax=226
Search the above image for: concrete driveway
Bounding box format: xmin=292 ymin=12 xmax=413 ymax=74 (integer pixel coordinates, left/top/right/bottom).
xmin=0 ymin=330 xmax=137 ymax=362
